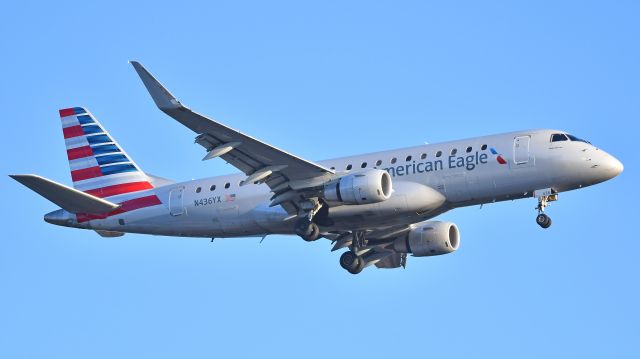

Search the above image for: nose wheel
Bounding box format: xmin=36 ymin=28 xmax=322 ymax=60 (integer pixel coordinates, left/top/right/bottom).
xmin=534 ymin=189 xmax=557 ymax=229
xmin=536 ymin=213 xmax=552 ymax=228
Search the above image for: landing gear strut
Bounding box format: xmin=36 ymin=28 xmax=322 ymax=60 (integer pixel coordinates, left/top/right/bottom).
xmin=534 ymin=189 xmax=557 ymax=229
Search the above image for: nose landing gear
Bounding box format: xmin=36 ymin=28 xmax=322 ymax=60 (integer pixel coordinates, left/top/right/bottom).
xmin=534 ymin=189 xmax=557 ymax=229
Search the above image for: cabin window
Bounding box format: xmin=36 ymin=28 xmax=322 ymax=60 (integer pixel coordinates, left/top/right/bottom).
xmin=450 ymin=149 xmax=457 ymax=156
xmin=406 ymin=155 xmax=412 ymax=162
xmin=210 ymin=185 xmax=216 ymax=191
xmin=330 ymin=166 xmax=335 ymax=170
xmin=195 ymin=187 xmax=201 ymax=193
xmin=551 ymin=133 xmax=569 ymax=142
xmin=436 ymin=151 xmax=442 ymax=157
xmin=346 ymin=164 xmax=352 ymax=170
xmin=481 ymin=144 xmax=487 ymax=150
xmin=361 ymin=162 xmax=367 ymax=168
xmin=224 ymin=182 xmax=230 ymax=189
xmin=466 ymin=146 xmax=473 ymax=153
xmin=375 ymin=160 xmax=382 ymax=166
xmin=391 ymin=157 xmax=397 ymax=164
xmin=420 ymin=153 xmax=427 ymax=159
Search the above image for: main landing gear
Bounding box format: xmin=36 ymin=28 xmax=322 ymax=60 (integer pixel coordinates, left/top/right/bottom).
xmin=295 ymin=218 xmax=320 ymax=242
xmin=338 ymin=231 xmax=368 ymax=275
xmin=294 ymin=199 xmax=322 ymax=242
xmin=534 ymin=189 xmax=558 ymax=229
xmin=340 ymin=251 xmax=363 ymax=275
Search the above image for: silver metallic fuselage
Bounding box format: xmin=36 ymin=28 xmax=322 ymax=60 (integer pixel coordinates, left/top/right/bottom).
xmin=45 ymin=129 xmax=623 ymax=238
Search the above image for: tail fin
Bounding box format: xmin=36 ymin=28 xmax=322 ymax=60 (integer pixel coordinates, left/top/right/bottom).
xmin=59 ymin=107 xmax=154 ymax=200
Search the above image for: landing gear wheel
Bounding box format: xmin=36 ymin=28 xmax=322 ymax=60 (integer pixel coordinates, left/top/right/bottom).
xmin=536 ymin=213 xmax=552 ymax=229
xmin=295 ymin=218 xmax=320 ymax=241
xmin=339 ymin=251 xmax=364 ymax=274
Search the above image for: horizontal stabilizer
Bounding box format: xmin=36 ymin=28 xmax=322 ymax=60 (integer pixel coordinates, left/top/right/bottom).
xmin=10 ymin=174 xmax=120 ymax=214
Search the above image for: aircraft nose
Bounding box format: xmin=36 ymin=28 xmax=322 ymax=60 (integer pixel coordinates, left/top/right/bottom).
xmin=597 ymin=152 xmax=624 ymax=181
xmin=605 ymin=154 xmax=623 ymax=177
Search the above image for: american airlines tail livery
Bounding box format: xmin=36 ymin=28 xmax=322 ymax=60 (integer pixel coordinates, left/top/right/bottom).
xmin=11 ymin=62 xmax=624 ymax=274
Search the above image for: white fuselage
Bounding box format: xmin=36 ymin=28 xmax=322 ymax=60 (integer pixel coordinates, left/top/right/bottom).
xmin=45 ymin=129 xmax=622 ymax=238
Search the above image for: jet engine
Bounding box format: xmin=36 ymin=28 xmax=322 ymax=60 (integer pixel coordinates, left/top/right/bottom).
xmin=393 ymin=221 xmax=460 ymax=257
xmin=323 ymin=169 xmax=392 ymax=205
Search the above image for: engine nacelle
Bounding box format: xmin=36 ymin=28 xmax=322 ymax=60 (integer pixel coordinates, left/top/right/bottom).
xmin=323 ymin=169 xmax=392 ymax=205
xmin=393 ymin=221 xmax=460 ymax=257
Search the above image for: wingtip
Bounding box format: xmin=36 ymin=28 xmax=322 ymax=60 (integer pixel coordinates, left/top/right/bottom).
xmin=130 ymin=61 xmax=182 ymax=111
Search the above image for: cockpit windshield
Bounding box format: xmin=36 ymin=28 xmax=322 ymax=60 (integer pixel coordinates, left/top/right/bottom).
xmin=566 ymin=134 xmax=591 ymax=144
xmin=551 ymin=133 xmax=568 ymax=142
xmin=550 ymin=133 xmax=591 ymax=144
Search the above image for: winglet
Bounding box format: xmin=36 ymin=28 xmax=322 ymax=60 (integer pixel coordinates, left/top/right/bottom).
xmin=130 ymin=61 xmax=183 ymax=111
xmin=10 ymin=174 xmax=120 ymax=214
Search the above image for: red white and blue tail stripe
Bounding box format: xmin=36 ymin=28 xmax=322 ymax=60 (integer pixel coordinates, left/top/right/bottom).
xmin=59 ymin=107 xmax=161 ymax=221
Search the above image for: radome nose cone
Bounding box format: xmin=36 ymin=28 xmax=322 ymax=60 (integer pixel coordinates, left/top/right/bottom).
xmin=611 ymin=157 xmax=624 ymax=177
xmin=601 ymin=154 xmax=624 ymax=181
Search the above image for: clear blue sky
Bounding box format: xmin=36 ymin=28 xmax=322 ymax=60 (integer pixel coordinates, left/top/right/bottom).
xmin=1 ymin=1 xmax=638 ymax=358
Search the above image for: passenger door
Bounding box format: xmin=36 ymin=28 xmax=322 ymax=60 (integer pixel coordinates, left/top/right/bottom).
xmin=169 ymin=187 xmax=186 ymax=216
xmin=513 ymin=136 xmax=531 ymax=165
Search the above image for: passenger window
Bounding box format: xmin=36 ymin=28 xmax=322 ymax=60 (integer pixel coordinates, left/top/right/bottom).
xmin=195 ymin=187 xmax=201 ymax=193
xmin=551 ymin=133 xmax=569 ymax=142
xmin=391 ymin=157 xmax=397 ymax=164
xmin=375 ymin=160 xmax=382 ymax=166
xmin=466 ymin=146 xmax=472 ymax=153
xmin=406 ymin=155 xmax=412 ymax=162
xmin=210 ymin=185 xmax=216 ymax=191
xmin=346 ymin=164 xmax=352 ymax=170
xmin=436 ymin=151 xmax=442 ymax=157
xmin=224 ymin=182 xmax=230 ymax=189
xmin=481 ymin=144 xmax=487 ymax=150
xmin=420 ymin=153 xmax=427 ymax=159
xmin=361 ymin=162 xmax=367 ymax=168
xmin=450 ymin=149 xmax=457 ymax=156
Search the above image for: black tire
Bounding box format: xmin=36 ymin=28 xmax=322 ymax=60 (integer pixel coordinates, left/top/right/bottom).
xmin=302 ymin=223 xmax=321 ymax=242
xmin=339 ymin=251 xmax=363 ymax=274
xmin=294 ymin=218 xmax=313 ymax=237
xmin=536 ymin=214 xmax=552 ymax=229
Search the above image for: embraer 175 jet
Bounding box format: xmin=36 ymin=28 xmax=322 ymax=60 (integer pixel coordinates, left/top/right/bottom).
xmin=11 ymin=62 xmax=624 ymax=274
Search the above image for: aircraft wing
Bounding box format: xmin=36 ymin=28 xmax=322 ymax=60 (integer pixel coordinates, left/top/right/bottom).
xmin=131 ymin=61 xmax=335 ymax=214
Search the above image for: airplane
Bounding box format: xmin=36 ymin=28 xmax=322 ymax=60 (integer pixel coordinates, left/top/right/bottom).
xmin=10 ymin=61 xmax=624 ymax=274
